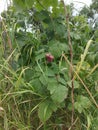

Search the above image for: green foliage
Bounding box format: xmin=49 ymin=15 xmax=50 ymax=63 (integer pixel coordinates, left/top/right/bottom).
xmin=74 ymin=95 xmax=91 ymax=113
xmin=80 ymin=0 xmax=98 ymax=28
xmin=13 ymin=0 xmax=35 ymax=10
xmin=0 ymin=0 xmax=98 ymax=129
xmin=51 ymin=84 xmax=68 ymax=103
xmin=38 ymin=100 xmax=57 ymax=122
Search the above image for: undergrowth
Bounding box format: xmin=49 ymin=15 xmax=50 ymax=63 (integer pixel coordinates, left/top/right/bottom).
xmin=0 ymin=0 xmax=98 ymax=130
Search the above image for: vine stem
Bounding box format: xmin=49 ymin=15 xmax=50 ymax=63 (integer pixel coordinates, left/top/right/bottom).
xmin=1 ymin=19 xmax=12 ymax=51
xmin=61 ymin=0 xmax=74 ymax=129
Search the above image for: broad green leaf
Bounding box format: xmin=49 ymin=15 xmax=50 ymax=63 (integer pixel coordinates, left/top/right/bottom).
xmin=45 ymin=68 xmax=55 ymax=77
xmin=49 ymin=45 xmax=62 ymax=58
xmin=67 ymin=80 xmax=80 ymax=89
xmin=58 ymin=77 xmax=66 ymax=85
xmin=13 ymin=0 xmax=26 ymax=10
xmin=55 ymin=23 xmax=66 ymax=37
xmin=87 ymin=54 xmax=96 ymax=66
xmin=30 ymin=78 xmax=46 ymax=95
xmin=35 ymin=53 xmax=45 ymax=61
xmin=41 ymin=0 xmax=58 ymax=9
xmin=13 ymin=0 xmax=35 ymax=10
xmin=74 ymin=95 xmax=91 ymax=113
xmin=38 ymin=100 xmax=57 ymax=122
xmin=51 ymin=84 xmax=68 ymax=103
xmin=47 ymin=78 xmax=58 ymax=94
xmin=78 ymin=96 xmax=91 ymax=108
xmin=52 ymin=2 xmax=65 ymax=16
xmin=74 ymin=80 xmax=80 ymax=89
xmin=51 ymin=63 xmax=60 ymax=74
xmin=70 ymin=32 xmax=74 ymax=38
xmin=38 ymin=101 xmax=52 ymax=122
xmin=74 ymin=33 xmax=81 ymax=40
xmin=34 ymin=10 xmax=50 ymax=22
xmin=74 ymin=102 xmax=83 ymax=113
xmin=24 ymin=68 xmax=34 ymax=81
xmin=49 ymin=41 xmax=69 ymax=58
xmin=90 ymin=43 xmax=98 ymax=52
xmin=39 ymin=75 xmax=47 ymax=86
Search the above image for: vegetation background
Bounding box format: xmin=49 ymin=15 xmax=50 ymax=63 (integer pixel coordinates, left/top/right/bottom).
xmin=0 ymin=0 xmax=98 ymax=130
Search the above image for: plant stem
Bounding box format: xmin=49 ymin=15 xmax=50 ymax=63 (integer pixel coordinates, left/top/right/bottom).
xmin=61 ymin=0 xmax=74 ymax=129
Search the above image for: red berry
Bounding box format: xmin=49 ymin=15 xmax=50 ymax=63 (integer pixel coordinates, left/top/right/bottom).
xmin=45 ymin=53 xmax=54 ymax=63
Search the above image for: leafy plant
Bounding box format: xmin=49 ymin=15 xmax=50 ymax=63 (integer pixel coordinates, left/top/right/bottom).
xmin=0 ymin=0 xmax=98 ymax=130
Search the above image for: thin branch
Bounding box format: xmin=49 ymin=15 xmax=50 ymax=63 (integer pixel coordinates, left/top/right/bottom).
xmin=1 ymin=20 xmax=12 ymax=51
xmin=68 ymin=117 xmax=79 ymax=130
xmin=61 ymin=0 xmax=74 ymax=129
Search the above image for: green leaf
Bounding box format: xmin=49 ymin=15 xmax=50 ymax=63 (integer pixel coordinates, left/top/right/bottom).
xmin=58 ymin=77 xmax=66 ymax=85
xmin=92 ymin=71 xmax=98 ymax=81
xmin=51 ymin=63 xmax=60 ymax=74
xmin=34 ymin=10 xmax=50 ymax=22
xmin=49 ymin=45 xmax=62 ymax=58
xmin=70 ymin=32 xmax=74 ymax=38
xmin=38 ymin=101 xmax=52 ymax=122
xmin=90 ymin=43 xmax=98 ymax=52
xmin=35 ymin=53 xmax=45 ymax=61
xmin=74 ymin=80 xmax=80 ymax=89
xmin=13 ymin=0 xmax=34 ymax=10
xmin=41 ymin=0 xmax=58 ymax=9
xmin=74 ymin=33 xmax=81 ymax=40
xmin=38 ymin=100 xmax=57 ymax=122
xmin=47 ymin=78 xmax=58 ymax=94
xmin=45 ymin=68 xmax=55 ymax=77
xmin=92 ymin=117 xmax=98 ymax=130
xmin=80 ymin=96 xmax=91 ymax=108
xmin=67 ymin=80 xmax=80 ymax=89
xmin=51 ymin=84 xmax=68 ymax=103
xmin=74 ymin=102 xmax=83 ymax=113
xmin=30 ymin=78 xmax=46 ymax=95
xmin=74 ymin=95 xmax=91 ymax=113
xmin=49 ymin=41 xmax=69 ymax=58
xmin=87 ymin=54 xmax=96 ymax=66
xmin=55 ymin=23 xmax=66 ymax=37
xmin=24 ymin=68 xmax=34 ymax=81
xmin=39 ymin=75 xmax=47 ymax=86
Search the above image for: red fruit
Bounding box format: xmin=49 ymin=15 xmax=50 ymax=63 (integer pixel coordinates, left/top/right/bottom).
xmin=45 ymin=53 xmax=54 ymax=63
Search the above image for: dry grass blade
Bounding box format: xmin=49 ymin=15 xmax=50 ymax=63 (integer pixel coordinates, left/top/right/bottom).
xmin=62 ymin=54 xmax=98 ymax=108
